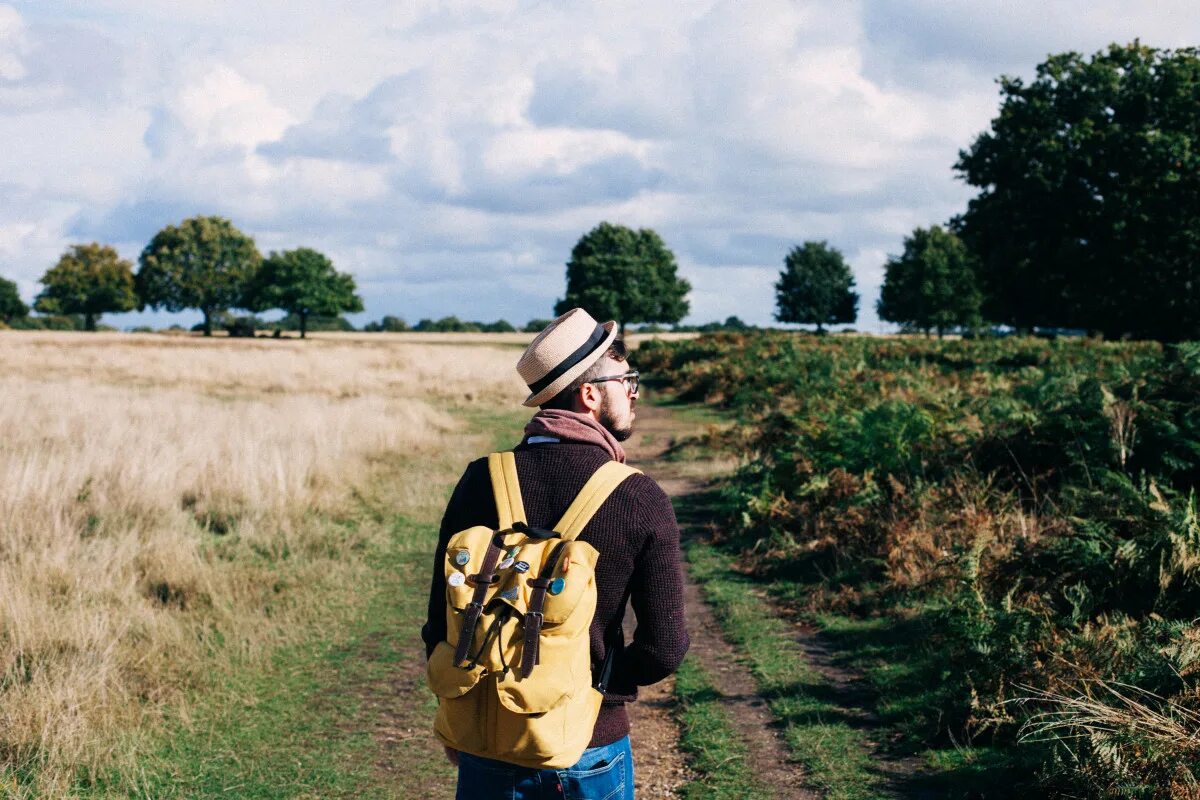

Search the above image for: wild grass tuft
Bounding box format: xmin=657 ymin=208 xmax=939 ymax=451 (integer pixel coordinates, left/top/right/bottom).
xmin=673 ymin=656 xmax=765 ymax=799
xmin=1017 ymin=682 xmax=1200 ymax=796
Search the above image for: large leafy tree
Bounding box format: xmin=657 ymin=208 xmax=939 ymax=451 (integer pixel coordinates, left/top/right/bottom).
xmin=244 ymin=247 xmax=363 ymax=338
xmin=555 ymin=222 xmax=690 ymax=334
xmin=956 ymin=43 xmax=1200 ymax=341
xmin=877 ymin=226 xmax=982 ymax=338
xmin=0 ymin=275 xmax=28 ymax=323
xmin=34 ymin=243 xmax=137 ymax=331
xmin=137 ymin=216 xmax=261 ymax=337
xmin=774 ymin=241 xmax=858 ymax=333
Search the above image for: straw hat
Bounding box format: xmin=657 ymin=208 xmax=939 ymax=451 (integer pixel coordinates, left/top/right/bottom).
xmin=518 ymin=308 xmax=617 ymax=407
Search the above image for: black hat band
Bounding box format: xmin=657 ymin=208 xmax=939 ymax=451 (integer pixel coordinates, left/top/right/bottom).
xmin=527 ymin=323 xmax=609 ymax=395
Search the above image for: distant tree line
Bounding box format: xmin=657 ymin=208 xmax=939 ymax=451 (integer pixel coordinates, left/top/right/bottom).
xmin=0 ymin=216 xmax=363 ymax=338
xmin=362 ymin=316 xmax=529 ymax=333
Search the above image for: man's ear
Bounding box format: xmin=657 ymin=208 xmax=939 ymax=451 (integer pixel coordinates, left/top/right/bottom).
xmin=576 ymin=381 xmax=603 ymax=413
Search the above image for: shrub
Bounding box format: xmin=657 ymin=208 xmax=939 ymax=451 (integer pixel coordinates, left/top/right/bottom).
xmin=8 ymin=314 xmax=83 ymax=330
xmin=645 ymin=331 xmax=1197 ymax=790
xmin=363 ymin=315 xmax=409 ymax=332
xmin=225 ymin=316 xmax=257 ymax=338
xmin=414 ymin=316 xmax=478 ymax=332
xmin=270 ymin=313 xmax=354 ymax=332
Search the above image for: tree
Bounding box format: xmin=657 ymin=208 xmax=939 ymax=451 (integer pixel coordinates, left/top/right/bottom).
xmin=0 ymin=276 xmax=28 ymax=323
xmin=363 ymin=315 xmax=410 ymax=332
xmin=774 ymin=241 xmax=858 ymax=333
xmin=34 ymin=243 xmax=137 ymax=331
xmin=414 ymin=316 xmax=481 ymax=333
xmin=877 ymin=226 xmax=982 ymax=337
xmin=270 ymin=313 xmax=356 ymax=334
xmin=555 ymin=222 xmax=690 ymax=335
xmin=722 ymin=315 xmax=750 ymax=331
xmin=137 ymin=216 xmax=261 ymax=337
xmin=523 ymin=319 xmax=553 ymax=333
xmin=243 ymin=247 xmax=362 ymax=339
xmin=956 ymin=43 xmax=1200 ymax=341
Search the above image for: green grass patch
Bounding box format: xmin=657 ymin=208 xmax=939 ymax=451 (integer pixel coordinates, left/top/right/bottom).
xmin=684 ymin=539 xmax=883 ymax=800
xmin=691 ymin=533 xmax=1039 ymax=799
xmin=644 ymin=390 xmax=730 ymax=428
xmin=808 ymin=610 xmax=1039 ymax=796
xmin=76 ymin=516 xmax=449 ymax=800
xmin=673 ymin=657 xmax=767 ymax=800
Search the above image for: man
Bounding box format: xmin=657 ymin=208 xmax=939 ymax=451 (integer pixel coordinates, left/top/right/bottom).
xmin=422 ymin=308 xmax=689 ymax=800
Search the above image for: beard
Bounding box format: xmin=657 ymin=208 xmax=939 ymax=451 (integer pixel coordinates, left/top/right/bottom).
xmin=598 ymin=393 xmax=634 ymax=442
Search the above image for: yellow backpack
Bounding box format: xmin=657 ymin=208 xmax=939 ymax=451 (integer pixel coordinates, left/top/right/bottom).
xmin=426 ymin=451 xmax=640 ymax=769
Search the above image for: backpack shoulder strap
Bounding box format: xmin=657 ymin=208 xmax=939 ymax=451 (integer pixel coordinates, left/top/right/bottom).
xmin=518 ymin=460 xmax=642 ymax=679
xmin=553 ymin=461 xmax=642 ymax=541
xmin=487 ymin=451 xmax=527 ymax=529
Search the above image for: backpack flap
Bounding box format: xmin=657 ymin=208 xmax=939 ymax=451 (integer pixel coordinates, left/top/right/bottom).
xmin=443 ymin=526 xmax=499 ymax=611
xmin=447 ymin=453 xmax=531 ymax=668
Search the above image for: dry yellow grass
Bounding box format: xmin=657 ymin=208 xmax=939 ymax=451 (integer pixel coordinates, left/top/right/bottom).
xmin=0 ymin=332 xmax=527 ymax=795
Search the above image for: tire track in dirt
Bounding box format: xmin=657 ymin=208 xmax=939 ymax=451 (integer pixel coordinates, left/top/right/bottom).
xmin=627 ymin=403 xmax=817 ymax=800
xmin=780 ymin=610 xmax=940 ymax=798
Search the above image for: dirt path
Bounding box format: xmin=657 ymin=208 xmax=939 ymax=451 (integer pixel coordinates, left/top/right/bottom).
xmin=627 ymin=403 xmax=817 ymax=800
xmin=786 ymin=616 xmax=937 ymax=798
xmin=622 ymin=408 xmax=695 ymax=799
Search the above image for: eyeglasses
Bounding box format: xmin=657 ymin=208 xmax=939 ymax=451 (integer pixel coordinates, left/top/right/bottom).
xmin=586 ymin=370 xmax=639 ymax=397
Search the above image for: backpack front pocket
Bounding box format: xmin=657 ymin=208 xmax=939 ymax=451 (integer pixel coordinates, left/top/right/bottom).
xmin=426 ymin=640 xmax=484 ymax=699
xmin=538 ymin=540 xmax=599 ymax=626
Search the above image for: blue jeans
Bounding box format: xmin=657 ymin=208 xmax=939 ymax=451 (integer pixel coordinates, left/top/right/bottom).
xmin=456 ymin=736 xmax=634 ymax=800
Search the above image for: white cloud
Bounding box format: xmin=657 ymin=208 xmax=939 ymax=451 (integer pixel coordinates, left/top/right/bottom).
xmin=0 ymin=198 xmax=80 ymax=299
xmin=173 ymin=64 xmax=293 ymax=151
xmin=481 ymin=128 xmax=649 ymax=179
xmin=0 ymin=4 xmax=27 ymax=81
xmin=862 ymin=0 xmax=1200 ymax=90
xmin=1 ymin=0 xmax=1198 ymax=327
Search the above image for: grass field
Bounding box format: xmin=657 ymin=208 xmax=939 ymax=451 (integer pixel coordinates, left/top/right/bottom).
xmin=0 ymin=331 xmax=529 ymax=797
xmin=18 ymin=327 xmax=1191 ymax=798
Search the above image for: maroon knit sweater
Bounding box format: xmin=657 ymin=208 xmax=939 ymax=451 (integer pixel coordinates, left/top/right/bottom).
xmin=421 ymin=440 xmax=689 ymax=747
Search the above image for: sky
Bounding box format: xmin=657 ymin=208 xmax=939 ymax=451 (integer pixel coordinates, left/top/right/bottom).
xmin=2 ymin=1 xmax=1199 ymax=331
